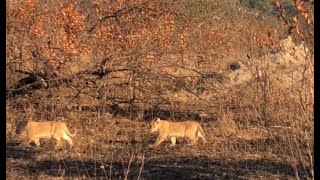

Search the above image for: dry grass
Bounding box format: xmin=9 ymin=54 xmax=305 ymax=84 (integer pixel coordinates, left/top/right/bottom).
xmin=6 ymin=107 xmax=312 ymax=179
xmin=6 ymin=0 xmax=313 ymax=179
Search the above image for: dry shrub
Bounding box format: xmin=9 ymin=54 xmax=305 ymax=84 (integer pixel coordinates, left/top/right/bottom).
xmin=215 ymin=111 xmax=238 ymax=137
xmin=6 ymin=0 xmax=313 ymax=179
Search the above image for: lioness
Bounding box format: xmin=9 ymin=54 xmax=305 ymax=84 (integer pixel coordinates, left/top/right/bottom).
xmin=16 ymin=120 xmax=77 ymax=149
xmin=149 ymin=118 xmax=206 ymax=147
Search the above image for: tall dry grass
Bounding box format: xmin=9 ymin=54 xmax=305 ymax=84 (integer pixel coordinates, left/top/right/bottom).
xmin=6 ymin=0 xmax=313 ymax=179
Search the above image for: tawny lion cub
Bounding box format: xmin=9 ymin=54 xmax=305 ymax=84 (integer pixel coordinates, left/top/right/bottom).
xmin=149 ymin=118 xmax=206 ymax=147
xmin=16 ymin=120 xmax=77 ymax=149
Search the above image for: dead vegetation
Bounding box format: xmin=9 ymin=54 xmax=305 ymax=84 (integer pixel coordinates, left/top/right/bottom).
xmin=6 ymin=0 xmax=313 ymax=179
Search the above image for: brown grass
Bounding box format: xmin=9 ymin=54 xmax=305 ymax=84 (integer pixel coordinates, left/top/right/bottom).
xmin=6 ymin=106 xmax=312 ymax=179
xmin=6 ymin=0 xmax=313 ymax=179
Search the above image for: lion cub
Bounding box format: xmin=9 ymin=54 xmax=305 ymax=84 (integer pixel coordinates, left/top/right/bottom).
xmin=16 ymin=120 xmax=77 ymax=149
xmin=149 ymin=118 xmax=206 ymax=147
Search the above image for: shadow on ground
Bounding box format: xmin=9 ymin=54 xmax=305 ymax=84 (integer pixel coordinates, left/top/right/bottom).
xmin=6 ymin=143 xmax=40 ymax=160
xmin=11 ymin=154 xmax=310 ymax=179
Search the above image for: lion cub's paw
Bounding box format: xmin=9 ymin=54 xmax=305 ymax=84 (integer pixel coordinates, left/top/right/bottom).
xmin=149 ymin=144 xmax=156 ymax=148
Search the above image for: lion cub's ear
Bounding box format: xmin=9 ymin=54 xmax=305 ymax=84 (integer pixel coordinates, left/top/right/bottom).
xmin=156 ymin=118 xmax=160 ymax=122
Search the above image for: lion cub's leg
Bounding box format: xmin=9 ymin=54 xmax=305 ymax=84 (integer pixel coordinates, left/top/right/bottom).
xmin=53 ymin=134 xmax=63 ymax=149
xmin=170 ymin=137 xmax=176 ymax=147
xmin=55 ymin=141 xmax=63 ymax=150
xmin=32 ymin=138 xmax=41 ymax=147
xmin=189 ymin=137 xmax=198 ymax=145
xmin=185 ymin=129 xmax=197 ymax=145
xmin=25 ymin=136 xmax=40 ymax=147
xmin=197 ymin=131 xmax=206 ymax=143
xmin=62 ymin=132 xmax=73 ymax=148
xmin=19 ymin=139 xmax=32 ymax=148
xmin=151 ymin=133 xmax=166 ymax=147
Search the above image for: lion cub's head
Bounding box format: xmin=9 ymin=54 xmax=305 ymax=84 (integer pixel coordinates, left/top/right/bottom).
xmin=15 ymin=121 xmax=28 ymax=135
xmin=150 ymin=118 xmax=161 ymax=133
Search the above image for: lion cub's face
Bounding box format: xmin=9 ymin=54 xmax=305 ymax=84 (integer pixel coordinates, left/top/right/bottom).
xmin=16 ymin=121 xmax=28 ymax=135
xmin=150 ymin=118 xmax=161 ymax=133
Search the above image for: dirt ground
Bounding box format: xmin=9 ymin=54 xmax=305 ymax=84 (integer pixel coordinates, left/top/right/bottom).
xmin=6 ymin=115 xmax=308 ymax=180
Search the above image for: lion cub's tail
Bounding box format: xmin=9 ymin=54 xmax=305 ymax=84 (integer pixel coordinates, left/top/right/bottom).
xmin=197 ymin=124 xmax=207 ymax=142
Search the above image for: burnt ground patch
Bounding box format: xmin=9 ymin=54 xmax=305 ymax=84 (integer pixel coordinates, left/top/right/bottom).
xmin=9 ymin=151 xmax=309 ymax=180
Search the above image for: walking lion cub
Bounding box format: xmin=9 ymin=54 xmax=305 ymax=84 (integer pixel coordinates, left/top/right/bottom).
xmin=149 ymin=118 xmax=206 ymax=147
xmin=16 ymin=120 xmax=77 ymax=149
